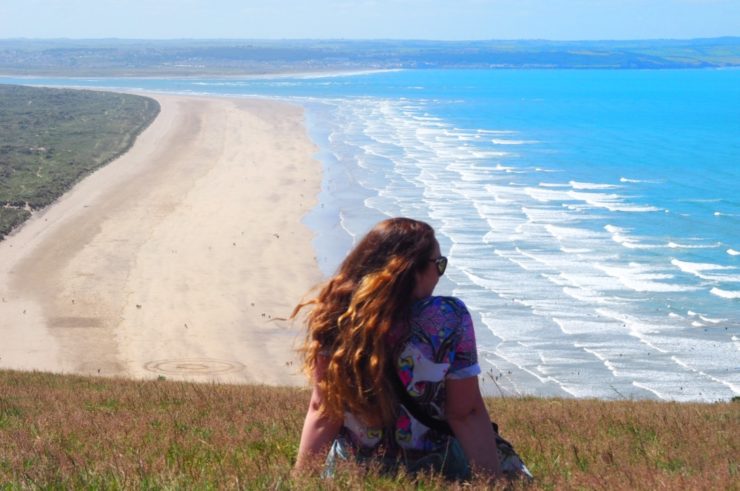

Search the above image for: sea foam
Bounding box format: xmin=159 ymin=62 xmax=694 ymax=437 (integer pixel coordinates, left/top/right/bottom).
xmin=595 ymin=263 xmax=696 ymax=293
xmin=710 ymin=287 xmax=740 ymax=299
xmin=670 ymin=259 xmax=740 ymax=282
xmin=569 ymin=180 xmax=620 ymax=190
xmin=668 ymin=241 xmax=721 ymax=249
xmin=491 ymin=138 xmax=537 ymax=145
xmin=605 ymin=225 xmax=661 ymax=250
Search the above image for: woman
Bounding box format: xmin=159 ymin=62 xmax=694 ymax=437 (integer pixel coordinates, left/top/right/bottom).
xmin=293 ymin=217 xmax=501 ymax=480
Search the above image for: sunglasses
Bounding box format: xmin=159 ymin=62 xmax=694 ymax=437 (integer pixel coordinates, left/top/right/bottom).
xmin=430 ymin=256 xmax=448 ymax=276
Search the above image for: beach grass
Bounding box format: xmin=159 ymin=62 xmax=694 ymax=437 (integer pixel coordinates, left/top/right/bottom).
xmin=0 ymin=84 xmax=159 ymax=239
xmin=0 ymin=370 xmax=736 ymax=490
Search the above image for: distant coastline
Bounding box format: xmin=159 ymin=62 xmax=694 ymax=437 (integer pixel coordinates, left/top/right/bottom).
xmin=0 ymin=68 xmax=400 ymax=82
xmin=1 ymin=37 xmax=739 ymax=76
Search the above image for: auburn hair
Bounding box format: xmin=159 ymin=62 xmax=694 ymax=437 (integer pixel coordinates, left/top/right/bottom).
xmin=293 ymin=217 xmax=438 ymax=426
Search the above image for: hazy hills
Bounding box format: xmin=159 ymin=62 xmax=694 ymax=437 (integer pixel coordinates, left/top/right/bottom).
xmin=1 ymin=38 xmax=739 ymax=75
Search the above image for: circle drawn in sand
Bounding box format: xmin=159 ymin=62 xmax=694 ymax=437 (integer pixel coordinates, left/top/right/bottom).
xmin=144 ymin=358 xmax=245 ymax=375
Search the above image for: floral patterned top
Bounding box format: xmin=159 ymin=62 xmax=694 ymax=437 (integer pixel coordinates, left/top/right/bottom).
xmin=337 ymin=296 xmax=481 ymax=459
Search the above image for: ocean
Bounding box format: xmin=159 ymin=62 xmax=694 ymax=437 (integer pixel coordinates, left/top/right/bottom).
xmin=2 ymin=68 xmax=738 ymax=402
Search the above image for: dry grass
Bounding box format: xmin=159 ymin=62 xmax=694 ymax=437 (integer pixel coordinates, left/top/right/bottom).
xmin=0 ymin=370 xmax=737 ymax=490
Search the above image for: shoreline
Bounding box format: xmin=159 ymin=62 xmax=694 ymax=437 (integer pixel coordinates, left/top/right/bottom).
xmin=0 ymin=92 xmax=323 ymax=386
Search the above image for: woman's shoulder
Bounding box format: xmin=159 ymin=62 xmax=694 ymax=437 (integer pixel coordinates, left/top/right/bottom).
xmin=408 ymin=296 xmax=477 ymax=353
xmin=412 ymin=295 xmax=470 ymax=318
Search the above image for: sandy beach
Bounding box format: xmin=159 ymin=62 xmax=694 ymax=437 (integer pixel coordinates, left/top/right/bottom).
xmin=0 ymin=93 xmax=323 ymax=386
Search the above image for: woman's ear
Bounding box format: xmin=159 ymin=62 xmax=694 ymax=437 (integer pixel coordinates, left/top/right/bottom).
xmin=411 ymin=267 xmax=427 ymax=300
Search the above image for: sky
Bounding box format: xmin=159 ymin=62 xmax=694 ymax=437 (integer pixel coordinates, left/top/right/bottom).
xmin=0 ymin=0 xmax=738 ymax=41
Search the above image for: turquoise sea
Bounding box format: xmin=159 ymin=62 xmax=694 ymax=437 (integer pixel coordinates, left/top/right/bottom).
xmin=2 ymin=69 xmax=738 ymax=402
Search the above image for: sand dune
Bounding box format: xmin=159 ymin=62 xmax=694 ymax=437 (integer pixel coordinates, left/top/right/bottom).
xmin=0 ymin=93 xmax=322 ymax=386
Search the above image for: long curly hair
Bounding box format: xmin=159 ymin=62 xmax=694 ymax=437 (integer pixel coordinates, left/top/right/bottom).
xmin=293 ymin=217 xmax=438 ymax=426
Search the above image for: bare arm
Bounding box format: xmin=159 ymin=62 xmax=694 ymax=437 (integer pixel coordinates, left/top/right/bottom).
xmin=446 ymin=375 xmax=502 ymax=478
xmin=294 ymin=357 xmax=343 ymax=471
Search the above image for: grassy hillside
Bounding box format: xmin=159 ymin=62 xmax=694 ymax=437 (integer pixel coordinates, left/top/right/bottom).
xmin=0 ymin=370 xmax=736 ymax=489
xmin=0 ymin=85 xmax=159 ymax=239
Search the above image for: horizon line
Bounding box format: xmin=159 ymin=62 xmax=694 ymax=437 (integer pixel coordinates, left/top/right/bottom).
xmin=1 ymin=36 xmax=739 ymax=43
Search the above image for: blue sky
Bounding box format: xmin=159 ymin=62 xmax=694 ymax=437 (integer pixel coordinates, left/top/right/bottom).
xmin=1 ymin=0 xmax=738 ymax=40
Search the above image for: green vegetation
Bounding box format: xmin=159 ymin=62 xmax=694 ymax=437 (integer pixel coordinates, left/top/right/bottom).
xmin=0 ymin=370 xmax=736 ymax=489
xmin=0 ymin=84 xmax=159 ymax=239
xmin=1 ymin=38 xmax=739 ymax=76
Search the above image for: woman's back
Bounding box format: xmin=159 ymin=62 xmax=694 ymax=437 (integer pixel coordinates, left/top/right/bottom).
xmin=332 ymin=296 xmax=480 ymax=473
